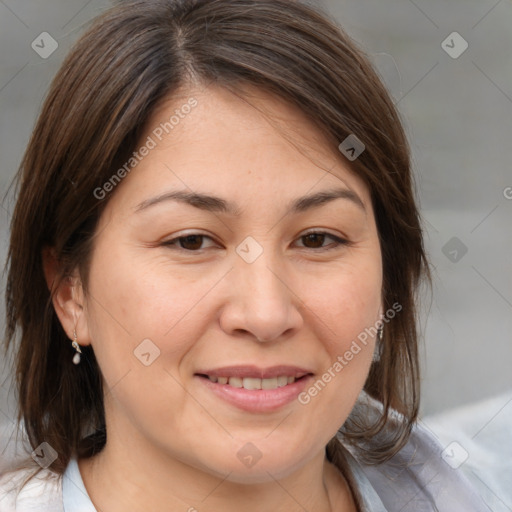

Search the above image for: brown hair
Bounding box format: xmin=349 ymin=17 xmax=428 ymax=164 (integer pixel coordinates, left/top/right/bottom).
xmin=4 ymin=0 xmax=430 ymax=474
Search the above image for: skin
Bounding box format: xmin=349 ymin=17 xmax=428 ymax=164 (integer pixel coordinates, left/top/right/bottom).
xmin=48 ymin=84 xmax=383 ymax=511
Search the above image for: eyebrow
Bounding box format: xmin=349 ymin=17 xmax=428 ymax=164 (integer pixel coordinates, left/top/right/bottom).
xmin=134 ymin=187 xmax=365 ymax=215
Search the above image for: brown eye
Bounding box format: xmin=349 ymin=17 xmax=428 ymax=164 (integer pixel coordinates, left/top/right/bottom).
xmin=162 ymin=233 xmax=219 ymax=252
xmin=302 ymin=233 xmax=326 ymax=249
xmin=295 ymin=231 xmax=348 ymax=251
xmin=178 ymin=235 xmax=204 ymax=250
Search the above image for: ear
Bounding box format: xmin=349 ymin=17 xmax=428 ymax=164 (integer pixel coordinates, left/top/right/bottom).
xmin=42 ymin=246 xmax=92 ymax=346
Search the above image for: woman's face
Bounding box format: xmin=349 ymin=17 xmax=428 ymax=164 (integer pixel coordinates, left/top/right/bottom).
xmin=78 ymin=85 xmax=382 ymax=482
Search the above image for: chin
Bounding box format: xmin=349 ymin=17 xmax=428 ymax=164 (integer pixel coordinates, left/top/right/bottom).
xmin=193 ymin=440 xmax=315 ymax=485
xmin=210 ymin=459 xmax=304 ymax=485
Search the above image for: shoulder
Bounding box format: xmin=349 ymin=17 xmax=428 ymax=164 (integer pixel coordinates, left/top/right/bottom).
xmin=0 ymin=466 xmax=63 ymax=512
xmin=339 ymin=394 xmax=490 ymax=511
xmin=359 ymin=422 xmax=489 ymax=511
xmin=423 ymin=391 xmax=512 ymax=511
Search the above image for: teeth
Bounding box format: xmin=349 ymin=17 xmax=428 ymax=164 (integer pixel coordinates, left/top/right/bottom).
xmin=262 ymin=377 xmax=278 ymax=390
xmin=277 ymin=376 xmax=288 ymax=387
xmin=243 ymin=377 xmax=261 ymax=390
xmin=228 ymin=377 xmax=243 ymax=388
xmin=207 ymin=375 xmax=296 ymax=390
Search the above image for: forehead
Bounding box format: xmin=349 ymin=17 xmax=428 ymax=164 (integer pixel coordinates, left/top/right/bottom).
xmin=107 ymin=84 xmax=372 ymax=213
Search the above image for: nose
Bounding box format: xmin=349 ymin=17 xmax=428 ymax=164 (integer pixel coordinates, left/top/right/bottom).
xmin=219 ymin=255 xmax=304 ymax=343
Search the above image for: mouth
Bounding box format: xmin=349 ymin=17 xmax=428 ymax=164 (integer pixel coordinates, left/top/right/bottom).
xmin=194 ymin=365 xmax=314 ymax=412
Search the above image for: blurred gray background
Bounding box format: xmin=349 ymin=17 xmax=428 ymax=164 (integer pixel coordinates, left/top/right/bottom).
xmin=0 ymin=0 xmax=511 ymax=488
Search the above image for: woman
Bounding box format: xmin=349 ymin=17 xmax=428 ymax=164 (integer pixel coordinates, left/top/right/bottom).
xmin=0 ymin=0 xmax=488 ymax=510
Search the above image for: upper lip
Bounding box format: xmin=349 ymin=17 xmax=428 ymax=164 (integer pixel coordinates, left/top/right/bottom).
xmin=195 ymin=365 xmax=313 ymax=379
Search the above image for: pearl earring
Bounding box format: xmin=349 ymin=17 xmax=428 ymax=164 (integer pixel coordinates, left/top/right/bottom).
xmin=71 ymin=330 xmax=82 ymax=365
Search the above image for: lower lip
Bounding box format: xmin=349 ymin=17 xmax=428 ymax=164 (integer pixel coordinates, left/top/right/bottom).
xmin=196 ymin=375 xmax=312 ymax=413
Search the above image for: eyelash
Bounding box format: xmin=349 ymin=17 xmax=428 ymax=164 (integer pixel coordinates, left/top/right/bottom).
xmin=161 ymin=231 xmax=349 ymax=253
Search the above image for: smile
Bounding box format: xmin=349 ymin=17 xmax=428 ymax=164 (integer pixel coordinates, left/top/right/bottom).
xmin=195 ymin=366 xmax=313 ymax=412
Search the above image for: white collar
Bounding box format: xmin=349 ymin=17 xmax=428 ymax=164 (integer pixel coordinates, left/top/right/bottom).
xmin=62 ymin=458 xmax=97 ymax=512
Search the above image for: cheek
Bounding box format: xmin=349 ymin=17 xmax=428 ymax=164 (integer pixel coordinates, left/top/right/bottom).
xmin=306 ymin=258 xmax=382 ymax=355
xmin=83 ymin=246 xmax=213 ymax=434
xmin=86 ymin=241 xmax=220 ymax=342
xmin=83 ymin=243 xmax=212 ymax=390
xmin=294 ymin=256 xmax=382 ymax=421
